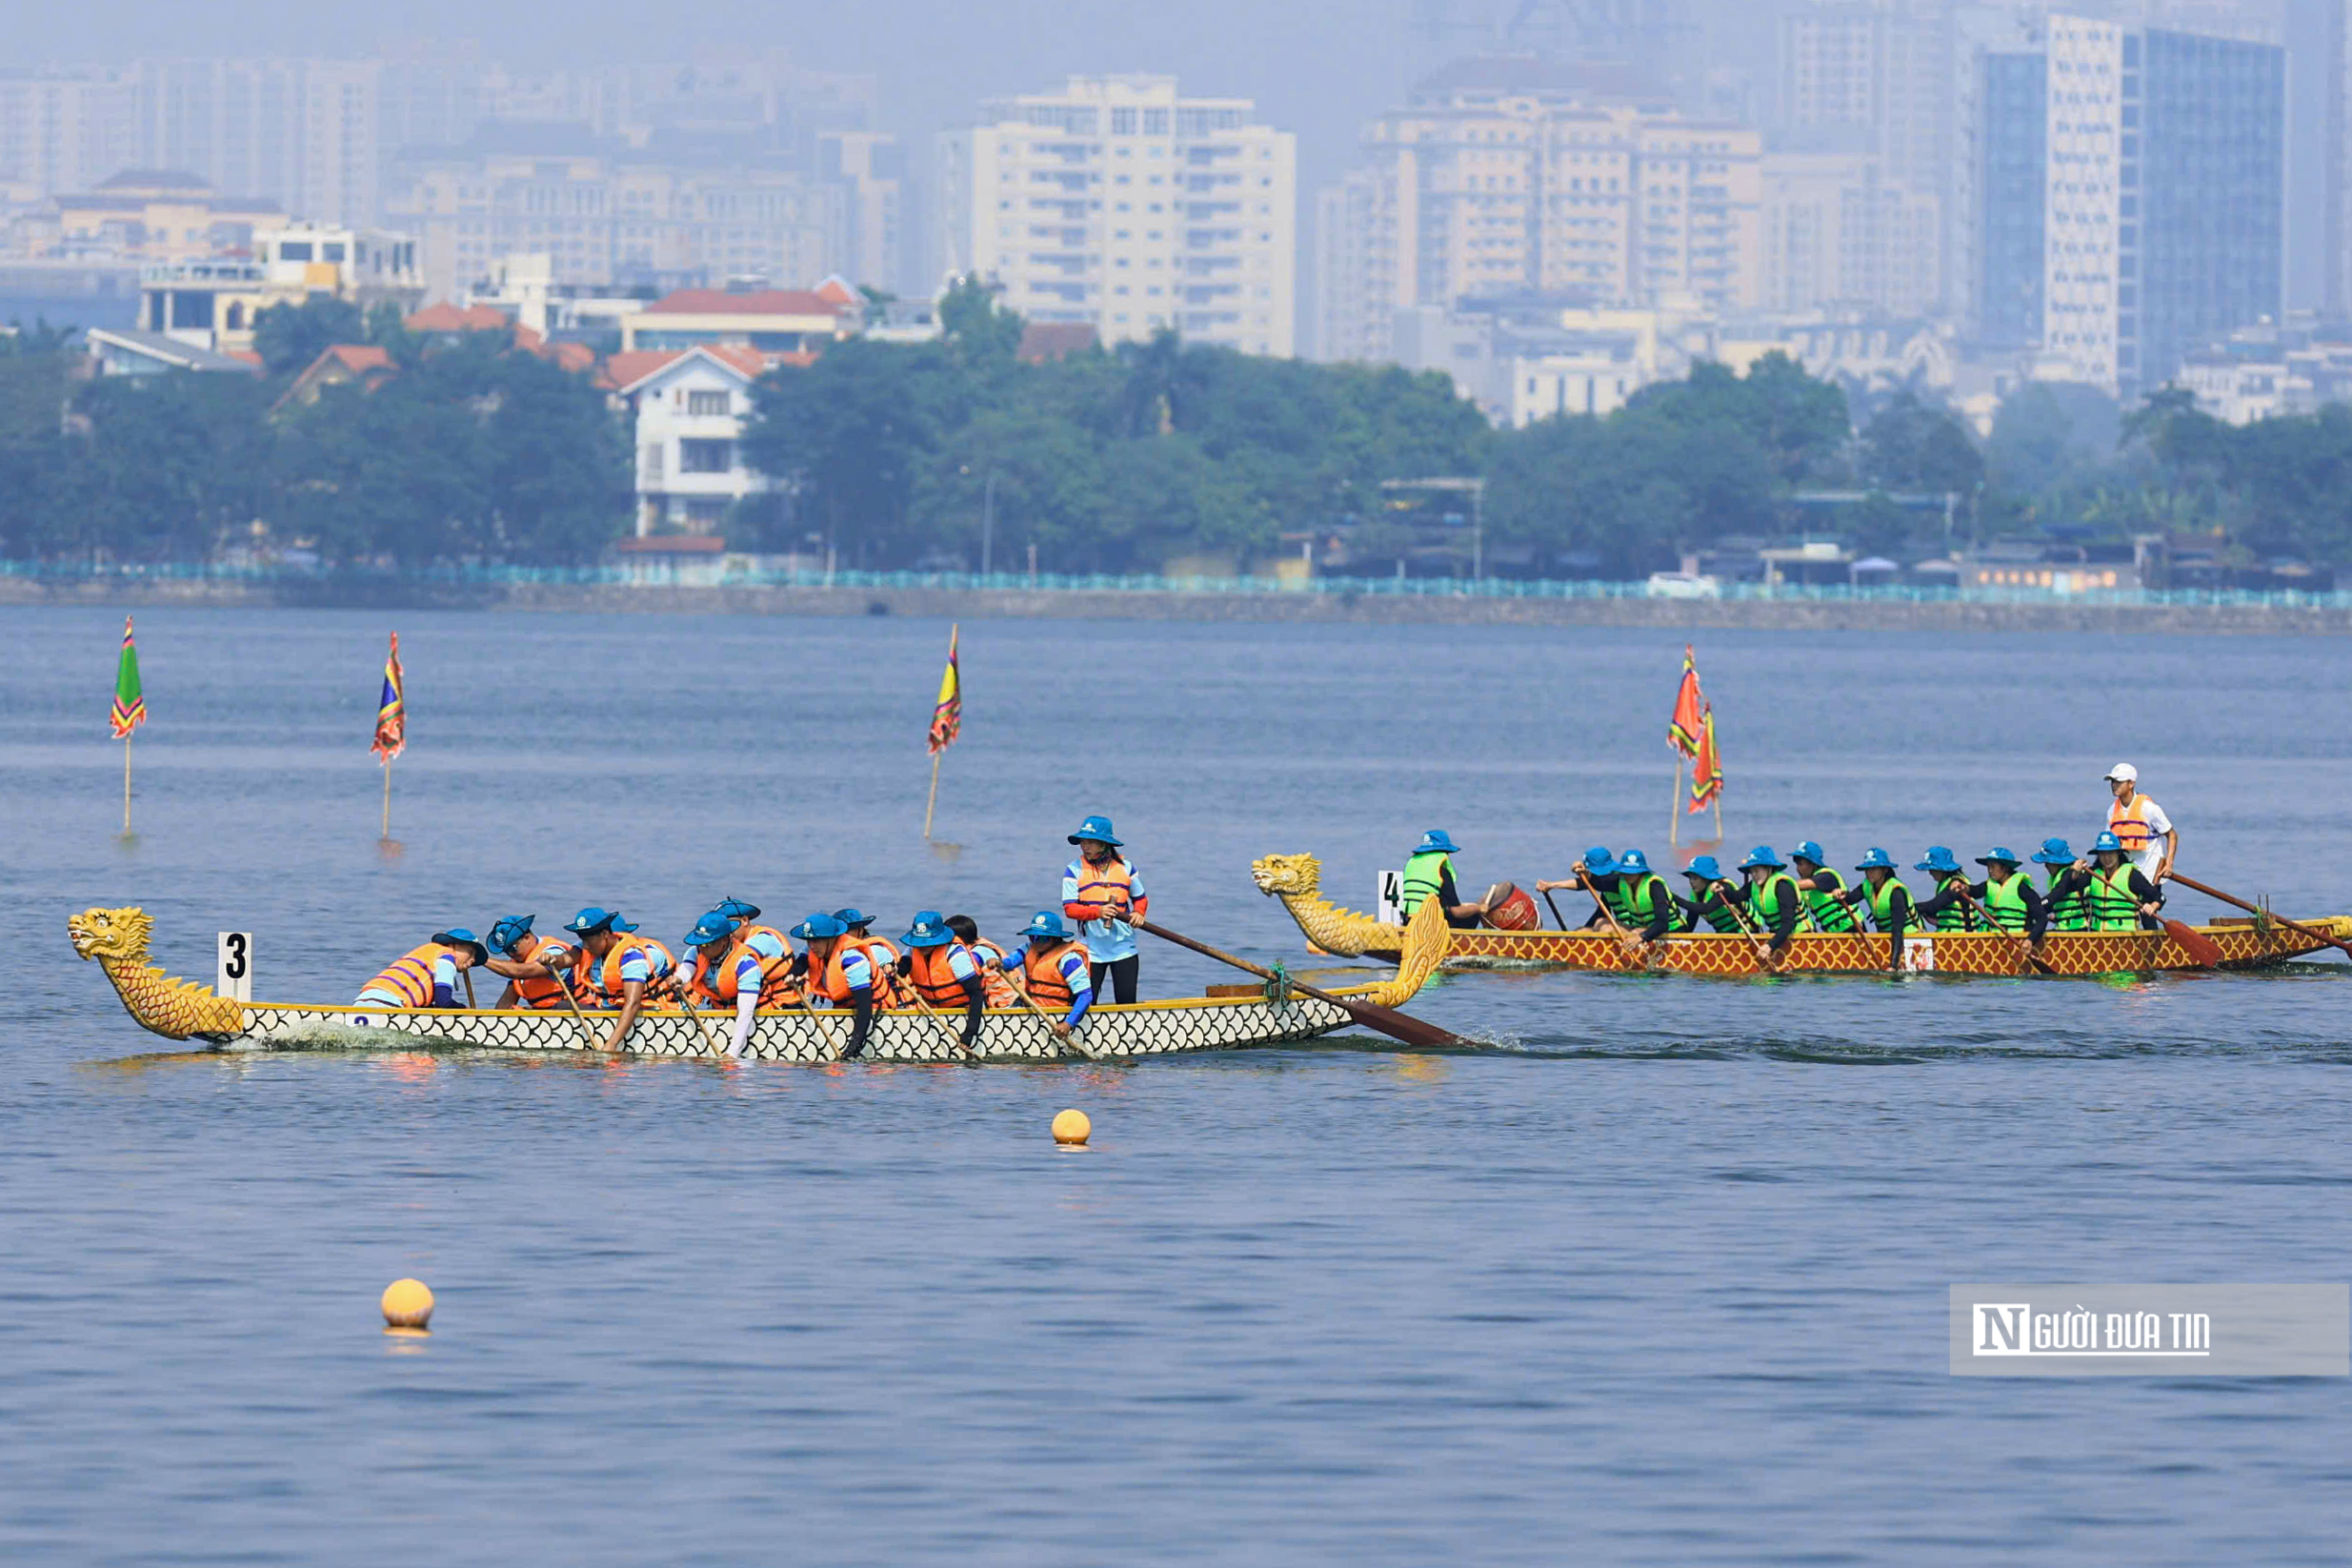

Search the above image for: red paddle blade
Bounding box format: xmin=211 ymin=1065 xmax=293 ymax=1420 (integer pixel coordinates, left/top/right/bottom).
xmin=2164 ymin=919 xmax=2223 ymax=969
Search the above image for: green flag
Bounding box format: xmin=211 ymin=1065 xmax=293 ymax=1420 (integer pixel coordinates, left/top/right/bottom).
xmin=110 ymin=615 xmax=145 ymax=737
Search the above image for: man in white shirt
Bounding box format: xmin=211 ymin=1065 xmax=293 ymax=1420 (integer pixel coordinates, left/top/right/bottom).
xmin=2104 ymin=763 xmax=2177 ymax=882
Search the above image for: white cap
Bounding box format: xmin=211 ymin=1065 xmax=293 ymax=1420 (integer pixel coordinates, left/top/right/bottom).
xmin=2105 ymin=762 xmax=2138 ymax=782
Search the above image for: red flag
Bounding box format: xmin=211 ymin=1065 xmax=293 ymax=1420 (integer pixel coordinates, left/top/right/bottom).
xmin=372 ymin=632 xmax=406 ymax=762
xmin=1668 ymin=644 xmax=1704 ymax=758
xmin=1688 ymin=705 xmax=1722 ymax=812
xmin=926 ymin=625 xmax=961 ymax=756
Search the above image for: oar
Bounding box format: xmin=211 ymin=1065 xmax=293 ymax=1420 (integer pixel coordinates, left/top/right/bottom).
xmin=1006 ymin=965 xmax=1101 ymax=1060
xmin=1136 ymin=919 xmax=1462 ymax=1049
xmin=2162 ymin=873 xmax=2325 ymax=966
xmin=461 ymin=970 xmax=478 ymax=1009
xmin=796 ymin=991 xmax=844 ymax=1061
xmin=673 ymin=978 xmax=727 ymax=1056
xmin=1538 ymin=888 xmax=1568 ymax=931
xmin=1949 ymin=887 xmax=2057 ymax=975
xmin=1579 ymin=879 xmax=1654 ymax=970
xmin=903 ymin=984 xmax=982 ymax=1068
xmin=551 ymin=966 xmax=609 ymax=1053
xmin=1713 ymin=885 xmax=1782 ymax=973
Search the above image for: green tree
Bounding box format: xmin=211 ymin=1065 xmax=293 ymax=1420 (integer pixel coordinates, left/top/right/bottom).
xmin=1859 ymin=391 xmax=1985 ymax=494
xmin=252 ymin=296 xmax=366 ymax=376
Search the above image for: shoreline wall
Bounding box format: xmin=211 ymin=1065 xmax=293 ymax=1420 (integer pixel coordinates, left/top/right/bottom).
xmin=5 ymin=574 xmax=2349 ymax=634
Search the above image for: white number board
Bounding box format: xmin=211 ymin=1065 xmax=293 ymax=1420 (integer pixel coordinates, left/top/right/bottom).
xmin=1377 ymin=871 xmax=1403 ymax=926
xmin=216 ymin=932 xmax=254 ymax=1002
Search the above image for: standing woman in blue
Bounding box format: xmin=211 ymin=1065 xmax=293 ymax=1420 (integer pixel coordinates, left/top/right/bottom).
xmin=1062 ymin=814 xmax=1148 ymax=1004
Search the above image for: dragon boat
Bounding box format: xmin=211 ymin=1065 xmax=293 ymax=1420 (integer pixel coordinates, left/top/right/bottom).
xmin=68 ymin=900 xmax=1448 ymax=1063
xmin=1252 ymin=853 xmax=2352 ymax=977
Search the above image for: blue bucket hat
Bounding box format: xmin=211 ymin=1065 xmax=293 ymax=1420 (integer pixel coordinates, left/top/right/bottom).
xmin=1022 ymin=910 xmax=1074 ymax=942
xmin=686 ymin=913 xmax=738 ymax=949
xmin=1579 ymin=845 xmax=1618 ymax=877
xmin=432 ymin=927 xmax=490 ymax=965
xmin=832 ymin=908 xmax=874 ymax=931
xmin=1683 ymin=854 xmax=1724 ymax=881
xmin=790 ymin=913 xmax=847 ymax=941
xmin=486 ymin=914 xmax=534 ymax=955
xmin=714 ymin=896 xmax=761 ymax=922
xmin=1414 ymin=830 xmax=1461 ymax=856
xmin=2090 ymin=830 xmax=2127 ymax=855
xmin=1615 ymin=848 xmax=1652 ymax=874
xmin=1791 ymin=840 xmax=1826 ymax=866
xmin=1976 ymin=846 xmax=2021 ymax=867
xmin=1739 ymin=845 xmax=1784 ymax=872
xmin=2031 ymin=837 xmax=2075 ymax=866
xmin=564 ymin=906 xmax=636 ymax=935
xmin=1915 ymin=846 xmax=1961 ymax=874
xmin=1068 ymin=814 xmax=1122 ymax=847
xmin=903 ymin=911 xmax=955 ymax=949
xmin=1854 ymin=848 xmax=1896 ymax=873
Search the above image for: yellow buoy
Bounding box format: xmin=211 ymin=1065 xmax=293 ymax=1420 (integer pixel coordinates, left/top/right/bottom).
xmin=380 ymin=1277 xmax=434 ymax=1330
xmin=1052 ymin=1108 xmax=1091 ymax=1146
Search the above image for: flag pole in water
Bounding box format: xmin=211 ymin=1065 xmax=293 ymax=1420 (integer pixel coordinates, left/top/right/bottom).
xmin=924 ymin=623 xmax=962 ymax=839
xmin=1667 ymin=644 xmax=1704 ymax=852
xmin=110 ymin=615 xmax=147 ymax=836
xmin=372 ymin=632 xmax=407 ymax=840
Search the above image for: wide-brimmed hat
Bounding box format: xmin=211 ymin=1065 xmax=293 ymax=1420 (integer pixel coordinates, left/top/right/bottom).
xmin=1739 ymin=845 xmax=1784 ymax=872
xmin=2089 ymin=830 xmax=2127 ymax=856
xmin=564 ymin=906 xmax=635 ymax=936
xmin=1580 ymin=846 xmax=1618 ymax=877
xmin=1855 ymin=848 xmax=1896 ymax=872
xmin=903 ymin=911 xmax=955 ymax=949
xmin=1413 ymin=830 xmax=1461 ymax=856
xmin=486 ymin=914 xmax=534 ymax=956
xmin=791 ymin=913 xmax=847 ymax=941
xmin=1022 ymin=910 xmax=1073 ymax=942
xmin=1684 ymin=854 xmax=1724 ymax=881
xmin=433 ymin=928 xmax=490 ymax=967
xmin=714 ymin=896 xmax=761 ymax=922
xmin=1791 ymin=840 xmax=1826 ymax=866
xmin=1976 ymin=846 xmax=2021 ymax=868
xmin=1915 ymin=846 xmax=1961 ymax=874
xmin=1067 ymin=814 xmax=1122 ymax=847
xmin=832 ymin=908 xmax=874 ymax=931
xmin=2031 ymin=837 xmax=2075 ymax=866
xmin=686 ymin=913 xmax=738 ymax=949
xmin=1615 ymin=848 xmax=1652 ymax=875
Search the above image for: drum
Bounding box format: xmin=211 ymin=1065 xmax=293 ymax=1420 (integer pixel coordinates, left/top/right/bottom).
xmin=1483 ymin=882 xmax=1539 ymax=931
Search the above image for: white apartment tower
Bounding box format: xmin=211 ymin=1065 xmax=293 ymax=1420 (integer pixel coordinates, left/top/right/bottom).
xmin=936 ymin=75 xmax=1297 ymax=355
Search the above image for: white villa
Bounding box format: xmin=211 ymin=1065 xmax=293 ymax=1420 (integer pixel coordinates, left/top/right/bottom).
xmin=605 ymin=344 xmax=770 ymax=536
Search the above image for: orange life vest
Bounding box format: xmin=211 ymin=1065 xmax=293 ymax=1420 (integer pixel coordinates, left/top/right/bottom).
xmin=1021 ymin=939 xmax=1093 ymax=1010
xmin=2108 ymin=794 xmax=2161 ymax=855
xmin=807 ymin=941 xmax=874 ymax=1006
xmin=908 ymin=943 xmax=981 ymax=1007
xmin=739 ymin=924 xmax=790 ymax=958
xmin=1070 ymin=855 xmax=1137 ymax=923
xmin=693 ymin=941 xmax=794 ymax=1007
xmin=593 ymin=936 xmax=675 ymax=1006
xmin=849 ymin=935 xmax=906 ymax=1006
xmin=510 ymin=937 xmax=583 ymax=1010
xmin=361 ymin=943 xmax=456 ymax=1008
xmin=971 ymin=938 xmax=1019 ymax=1006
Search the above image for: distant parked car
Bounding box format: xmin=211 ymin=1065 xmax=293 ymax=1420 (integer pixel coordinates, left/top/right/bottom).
xmin=1644 ymin=571 xmax=1721 ymax=599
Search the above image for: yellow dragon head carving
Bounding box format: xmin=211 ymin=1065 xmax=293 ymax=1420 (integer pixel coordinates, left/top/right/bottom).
xmin=1250 ymin=853 xmax=1325 ymax=898
xmin=69 ymin=905 xmax=156 ymax=964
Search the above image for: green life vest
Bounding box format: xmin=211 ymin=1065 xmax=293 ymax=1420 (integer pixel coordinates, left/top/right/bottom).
xmin=1686 ymin=886 xmax=1747 ymax=935
xmin=2087 ymin=862 xmax=2143 ymax=931
xmin=1923 ymin=874 xmax=1980 ymax=932
xmin=1400 ymin=851 xmax=1449 ymax=918
xmin=1801 ymin=868 xmax=1859 ymax=933
xmin=1750 ymin=872 xmax=1800 ymax=930
xmin=1981 ymin=870 xmax=2032 ymax=934
xmin=1865 ymin=875 xmax=1910 ymax=932
xmin=2044 ymin=870 xmax=2090 ymax=932
xmin=1619 ymin=873 xmax=1669 ymax=930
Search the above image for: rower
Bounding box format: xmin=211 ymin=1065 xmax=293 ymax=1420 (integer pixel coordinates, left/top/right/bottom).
xmin=1399 ymin=830 xmax=1488 ymax=929
xmin=2032 ymin=838 xmax=2092 ymax=932
xmin=2104 ymin=763 xmax=2179 ymax=884
xmin=680 ymin=912 xmax=791 ymax=1055
xmin=1840 ymin=847 xmax=1919 ymax=970
xmin=711 ymin=897 xmax=790 ymax=964
xmin=834 ymin=908 xmax=906 ymax=1006
xmin=1789 ymin=841 xmax=1860 ymax=934
xmin=1737 ymin=846 xmax=1804 ymax=960
xmin=794 ymin=912 xmax=877 ymax=1058
xmin=481 ymin=914 xmax=583 ymax=1009
xmin=2079 ymin=830 xmax=2166 ymax=931
xmin=1015 ymin=910 xmax=1095 ymax=1042
xmin=1912 ymin=847 xmax=1980 ymax=931
xmin=1063 ymin=814 xmax=1149 ymax=1003
xmin=1674 ymin=854 xmax=1751 ymax=934
xmin=1605 ymin=848 xmax=1677 ymax=955
xmin=565 ymin=907 xmax=675 ymax=1052
xmin=1537 ymin=846 xmax=1626 ymax=929
xmin=902 ymin=910 xmax=987 ymax=1052
xmin=354 ymin=928 xmax=487 ymax=1010
xmin=944 ymin=914 xmax=1021 ymax=1007
xmin=1916 ymin=847 xmax=2048 ymax=947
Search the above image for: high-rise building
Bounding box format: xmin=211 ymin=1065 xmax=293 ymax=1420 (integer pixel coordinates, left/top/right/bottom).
xmin=2030 ymin=14 xmax=2283 ymax=394
xmin=935 ymin=74 xmax=1297 ymax=355
xmin=0 ymin=70 xmax=139 ymax=195
xmin=1311 ymin=59 xmax=1760 ymax=364
xmin=1759 ymin=151 xmax=1940 ymax=316
xmin=1972 ymin=44 xmax=2046 ymax=349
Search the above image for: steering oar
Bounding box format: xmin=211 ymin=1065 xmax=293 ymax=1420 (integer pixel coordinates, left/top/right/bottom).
xmin=2162 ymin=873 xmax=2329 ymax=966
xmin=1136 ymin=919 xmax=1461 ymax=1049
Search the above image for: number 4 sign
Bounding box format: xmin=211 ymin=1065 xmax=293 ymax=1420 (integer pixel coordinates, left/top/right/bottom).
xmin=216 ymin=932 xmax=254 ymax=1002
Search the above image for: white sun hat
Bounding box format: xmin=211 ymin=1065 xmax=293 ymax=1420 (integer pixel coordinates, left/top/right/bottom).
xmin=2104 ymin=762 xmax=2139 ymax=782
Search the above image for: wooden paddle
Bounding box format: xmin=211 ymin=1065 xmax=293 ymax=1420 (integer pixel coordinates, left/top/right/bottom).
xmin=1005 ymin=958 xmax=1102 ymax=1060
xmin=903 ymin=983 xmax=982 ymax=1067
xmin=2162 ymin=873 xmax=2326 ymax=965
xmin=673 ymin=979 xmax=727 ymax=1056
xmin=1538 ymin=888 xmax=1568 ymax=931
xmin=1137 ymin=919 xmax=1462 ymax=1049
xmin=1712 ymin=883 xmax=1783 ymax=973
xmin=1949 ymin=886 xmax=2058 ymax=975
xmin=1578 ymin=874 xmax=1656 ymax=970
xmin=550 ymin=965 xmax=609 ymax=1053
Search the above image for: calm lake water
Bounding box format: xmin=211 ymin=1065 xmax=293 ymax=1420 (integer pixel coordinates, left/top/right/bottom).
xmin=5 ymin=606 xmax=2350 ymax=1565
